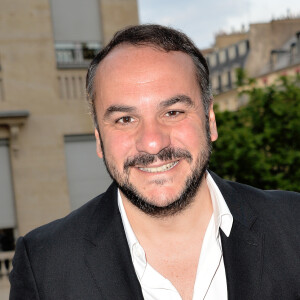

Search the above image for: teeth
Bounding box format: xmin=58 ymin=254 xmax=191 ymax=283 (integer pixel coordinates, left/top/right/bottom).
xmin=139 ymin=161 xmax=178 ymax=173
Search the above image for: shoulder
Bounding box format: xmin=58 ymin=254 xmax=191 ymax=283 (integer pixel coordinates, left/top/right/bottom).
xmin=10 ymin=183 xmax=119 ymax=296
xmin=226 ymin=178 xmax=300 ymax=209
xmin=210 ymin=171 xmax=300 ymax=222
xmin=22 ymin=182 xmax=117 ymax=251
xmin=22 ymin=194 xmax=100 ymax=252
xmin=210 ymin=170 xmax=300 ymax=203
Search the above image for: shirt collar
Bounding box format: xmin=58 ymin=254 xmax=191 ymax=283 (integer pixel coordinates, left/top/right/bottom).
xmin=206 ymin=172 xmax=233 ymax=238
xmin=117 ymin=189 xmax=139 ymax=257
xmin=117 ymin=171 xmax=233 ymax=260
xmin=118 ymin=190 xmax=147 ymax=281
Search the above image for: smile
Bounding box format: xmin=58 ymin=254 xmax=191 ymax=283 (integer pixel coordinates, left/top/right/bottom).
xmin=138 ymin=161 xmax=179 ymax=173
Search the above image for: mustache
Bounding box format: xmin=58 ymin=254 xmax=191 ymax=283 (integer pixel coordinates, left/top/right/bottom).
xmin=124 ymin=147 xmax=193 ymax=170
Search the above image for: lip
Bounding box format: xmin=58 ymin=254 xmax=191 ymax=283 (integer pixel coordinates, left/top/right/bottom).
xmin=137 ymin=160 xmax=179 ymax=173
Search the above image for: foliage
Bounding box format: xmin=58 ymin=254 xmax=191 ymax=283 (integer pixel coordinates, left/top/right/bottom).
xmin=210 ymin=75 xmax=300 ymax=192
xmin=235 ymin=68 xmax=257 ymax=87
xmin=235 ymin=68 xmax=247 ymax=87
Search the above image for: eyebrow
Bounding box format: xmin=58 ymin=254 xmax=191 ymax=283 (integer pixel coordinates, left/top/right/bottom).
xmin=158 ymin=95 xmax=194 ymax=109
xmin=103 ymin=105 xmax=136 ymax=120
xmin=103 ymin=95 xmax=194 ymax=120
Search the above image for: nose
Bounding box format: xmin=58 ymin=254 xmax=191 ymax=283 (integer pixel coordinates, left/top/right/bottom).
xmin=136 ymin=120 xmax=171 ymax=155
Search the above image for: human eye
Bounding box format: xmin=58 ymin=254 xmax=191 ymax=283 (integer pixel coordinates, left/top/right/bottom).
xmin=116 ymin=116 xmax=135 ymax=124
xmin=165 ymin=110 xmax=184 ymax=117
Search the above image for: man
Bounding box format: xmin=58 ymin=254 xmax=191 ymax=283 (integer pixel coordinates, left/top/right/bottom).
xmin=10 ymin=25 xmax=300 ymax=300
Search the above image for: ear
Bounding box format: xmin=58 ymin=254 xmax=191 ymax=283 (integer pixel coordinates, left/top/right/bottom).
xmin=209 ymin=103 xmax=218 ymax=142
xmin=95 ymin=128 xmax=103 ymax=158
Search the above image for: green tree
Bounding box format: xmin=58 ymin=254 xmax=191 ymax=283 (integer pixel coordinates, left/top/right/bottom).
xmin=235 ymin=68 xmax=247 ymax=87
xmin=210 ymin=75 xmax=300 ymax=192
xmin=235 ymin=68 xmax=257 ymax=87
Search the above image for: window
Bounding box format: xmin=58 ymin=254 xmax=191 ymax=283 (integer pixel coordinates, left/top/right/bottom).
xmin=238 ymin=42 xmax=247 ymax=56
xmin=219 ymin=50 xmax=227 ymax=64
xmin=227 ymin=71 xmax=232 ymax=88
xmin=209 ymin=53 xmax=217 ymax=67
xmin=50 ymin=0 xmax=102 ymax=65
xmin=64 ymin=135 xmax=112 ymax=210
xmin=0 ymin=228 xmax=15 ymax=251
xmin=222 ymin=72 xmax=229 ymax=86
xmin=0 ymin=139 xmax=16 ymax=229
xmin=211 ymin=75 xmax=219 ymax=91
xmin=228 ymin=46 xmax=236 ymax=60
xmin=231 ymin=69 xmax=237 ymax=86
xmin=0 ymin=78 xmax=4 ymax=101
xmin=218 ymin=75 xmax=222 ymax=92
xmin=50 ymin=0 xmax=102 ymax=43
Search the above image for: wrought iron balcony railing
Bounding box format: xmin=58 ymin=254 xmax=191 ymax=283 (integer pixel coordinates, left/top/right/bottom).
xmin=0 ymin=251 xmax=14 ymax=278
xmin=56 ymin=43 xmax=101 ymax=69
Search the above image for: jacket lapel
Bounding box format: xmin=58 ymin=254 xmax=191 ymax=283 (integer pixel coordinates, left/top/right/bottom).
xmin=211 ymin=172 xmax=265 ymax=300
xmin=83 ymin=183 xmax=144 ymax=300
xmin=220 ymin=223 xmax=264 ymax=300
xmin=82 ymin=172 xmax=265 ymax=299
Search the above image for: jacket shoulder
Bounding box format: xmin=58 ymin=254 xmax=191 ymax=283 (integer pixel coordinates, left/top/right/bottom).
xmin=210 ymin=171 xmax=300 ymax=222
xmin=226 ymin=179 xmax=300 ymax=208
xmin=23 ymin=190 xmax=108 ymax=248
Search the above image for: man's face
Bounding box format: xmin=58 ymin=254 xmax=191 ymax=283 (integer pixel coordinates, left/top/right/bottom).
xmin=94 ymin=45 xmax=218 ymax=216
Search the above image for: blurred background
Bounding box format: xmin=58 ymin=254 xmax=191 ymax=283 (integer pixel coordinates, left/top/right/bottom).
xmin=0 ymin=0 xmax=299 ymax=297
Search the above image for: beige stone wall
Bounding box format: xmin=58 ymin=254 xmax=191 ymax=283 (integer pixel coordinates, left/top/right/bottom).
xmin=99 ymin=0 xmax=139 ymax=45
xmin=0 ymin=0 xmax=139 ymax=236
xmin=0 ymin=1 xmax=137 ymax=297
xmin=0 ymin=0 xmax=96 ymax=235
xmin=0 ymin=277 xmax=10 ymax=300
xmin=250 ymin=62 xmax=300 ymax=88
xmin=245 ymin=18 xmax=300 ymax=77
xmin=214 ymin=32 xmax=248 ymax=49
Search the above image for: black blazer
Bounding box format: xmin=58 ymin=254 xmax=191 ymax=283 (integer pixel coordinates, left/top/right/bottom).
xmin=9 ymin=172 xmax=300 ymax=300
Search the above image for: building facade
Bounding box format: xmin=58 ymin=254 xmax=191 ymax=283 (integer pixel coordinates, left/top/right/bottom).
xmin=0 ymin=0 xmax=139 ymax=295
xmin=205 ymin=17 xmax=300 ymax=111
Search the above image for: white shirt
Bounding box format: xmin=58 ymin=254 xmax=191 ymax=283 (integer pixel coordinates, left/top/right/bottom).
xmin=118 ymin=172 xmax=233 ymax=300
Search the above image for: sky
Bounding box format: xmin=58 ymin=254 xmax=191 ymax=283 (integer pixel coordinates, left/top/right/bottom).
xmin=137 ymin=0 xmax=300 ymax=49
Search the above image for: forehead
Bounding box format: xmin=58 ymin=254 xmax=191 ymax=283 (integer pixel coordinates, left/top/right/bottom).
xmin=94 ymin=44 xmax=199 ymax=107
xmin=98 ymin=44 xmax=196 ymax=72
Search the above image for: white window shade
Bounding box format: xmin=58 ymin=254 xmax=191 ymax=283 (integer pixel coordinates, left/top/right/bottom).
xmin=222 ymin=72 xmax=229 ymax=85
xmin=209 ymin=53 xmax=217 ymax=67
xmin=239 ymin=42 xmax=247 ymax=56
xmin=229 ymin=46 xmax=236 ymax=60
xmin=64 ymin=135 xmax=112 ymax=211
xmin=212 ymin=76 xmax=219 ymax=90
xmin=0 ymin=140 xmax=16 ymax=228
xmin=50 ymin=0 xmax=102 ymax=43
xmin=219 ymin=50 xmax=226 ymax=64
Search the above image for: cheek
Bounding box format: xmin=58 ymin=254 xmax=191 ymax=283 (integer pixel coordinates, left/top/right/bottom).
xmin=103 ymin=131 xmax=134 ymax=160
xmin=171 ymin=119 xmax=206 ymax=149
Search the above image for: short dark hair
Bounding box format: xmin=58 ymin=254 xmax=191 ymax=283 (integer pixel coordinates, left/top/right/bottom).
xmin=86 ymin=24 xmax=212 ymax=128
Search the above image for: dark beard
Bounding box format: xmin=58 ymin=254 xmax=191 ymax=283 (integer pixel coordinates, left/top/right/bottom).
xmin=100 ymin=138 xmax=212 ymax=217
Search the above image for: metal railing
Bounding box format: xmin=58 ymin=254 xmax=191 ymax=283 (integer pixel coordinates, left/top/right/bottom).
xmin=264 ymin=52 xmax=300 ymax=74
xmin=0 ymin=251 xmax=14 ymax=278
xmin=56 ymin=46 xmax=101 ymax=69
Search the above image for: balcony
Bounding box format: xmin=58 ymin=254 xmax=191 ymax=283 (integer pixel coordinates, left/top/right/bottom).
xmin=0 ymin=251 xmax=14 ymax=298
xmin=0 ymin=251 xmax=13 ymax=277
xmin=56 ymin=42 xmax=101 ymax=69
